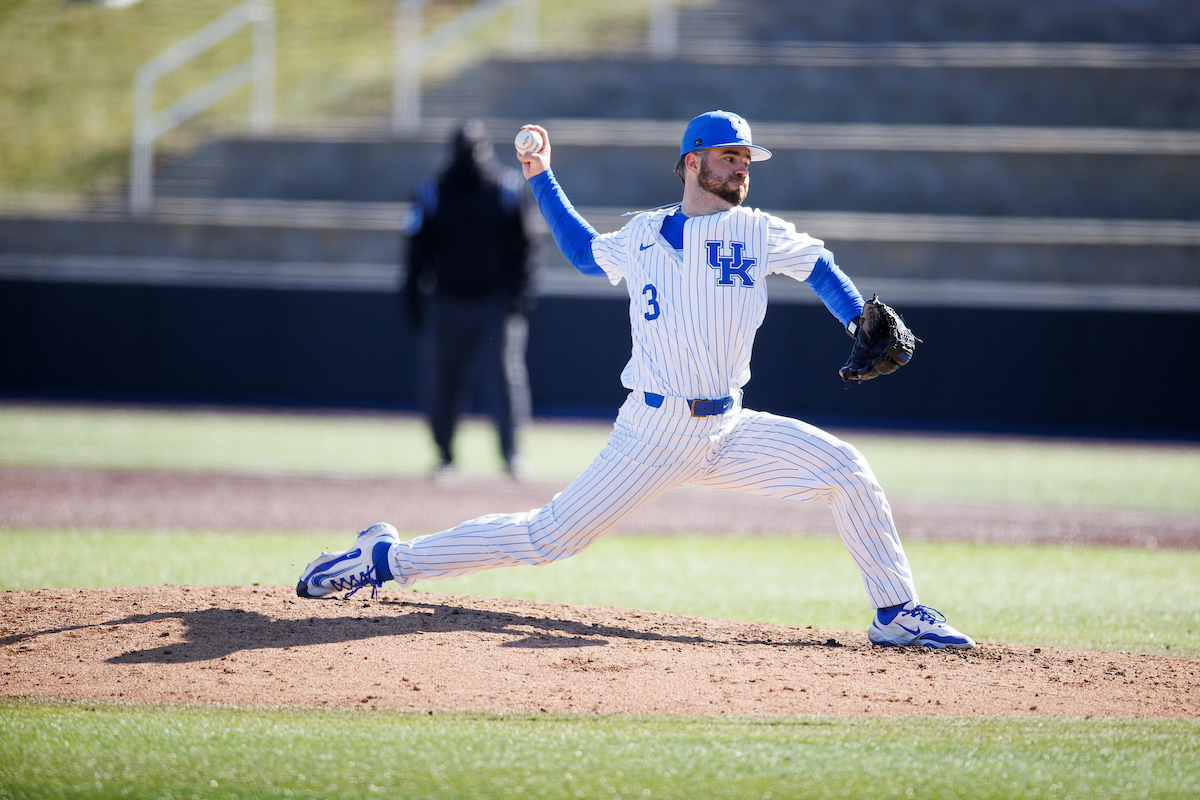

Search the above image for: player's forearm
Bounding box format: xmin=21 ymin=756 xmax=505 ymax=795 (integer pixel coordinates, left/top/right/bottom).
xmin=527 ymin=170 xmax=604 ymax=277
xmin=805 ymin=249 xmax=865 ymax=328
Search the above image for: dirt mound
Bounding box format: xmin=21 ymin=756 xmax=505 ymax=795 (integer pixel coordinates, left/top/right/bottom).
xmin=4 ymin=466 xmax=1198 ymax=716
xmin=3 ymin=586 xmax=1197 ymax=717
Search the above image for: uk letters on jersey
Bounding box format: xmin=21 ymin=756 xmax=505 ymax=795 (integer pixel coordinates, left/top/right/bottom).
xmin=591 ymin=206 xmax=825 ymax=400
xmin=706 ymin=240 xmax=755 ymax=287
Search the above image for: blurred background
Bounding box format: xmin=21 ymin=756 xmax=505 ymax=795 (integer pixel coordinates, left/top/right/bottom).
xmin=2 ymin=0 xmax=1198 ymax=437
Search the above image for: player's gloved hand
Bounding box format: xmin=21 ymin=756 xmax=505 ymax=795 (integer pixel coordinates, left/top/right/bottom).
xmin=839 ymin=294 xmax=920 ymax=387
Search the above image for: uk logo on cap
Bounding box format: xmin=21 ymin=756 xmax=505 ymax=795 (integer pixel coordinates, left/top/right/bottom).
xmin=680 ymin=111 xmax=772 ymax=162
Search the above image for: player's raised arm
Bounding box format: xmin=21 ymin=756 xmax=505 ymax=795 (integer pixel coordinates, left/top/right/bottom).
xmin=515 ymin=124 xmax=605 ymax=277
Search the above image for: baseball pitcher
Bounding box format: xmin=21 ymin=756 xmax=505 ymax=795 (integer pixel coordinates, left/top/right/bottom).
xmin=297 ymin=111 xmax=974 ymax=649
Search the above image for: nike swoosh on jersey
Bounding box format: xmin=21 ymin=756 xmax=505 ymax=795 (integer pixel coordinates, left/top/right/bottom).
xmin=639 ymin=242 xmax=655 ymax=250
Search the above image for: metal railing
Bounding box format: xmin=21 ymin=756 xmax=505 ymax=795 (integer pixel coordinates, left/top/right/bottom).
xmin=648 ymin=0 xmax=680 ymax=59
xmin=393 ymin=0 xmax=537 ymax=134
xmin=393 ymin=0 xmax=679 ymax=134
xmin=130 ymin=0 xmax=275 ymax=215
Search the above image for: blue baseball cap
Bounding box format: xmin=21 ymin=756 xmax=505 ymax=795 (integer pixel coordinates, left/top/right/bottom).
xmin=680 ymin=110 xmax=772 ymax=162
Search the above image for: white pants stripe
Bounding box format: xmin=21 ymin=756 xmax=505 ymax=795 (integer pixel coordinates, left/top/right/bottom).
xmin=389 ymin=393 xmax=917 ymax=608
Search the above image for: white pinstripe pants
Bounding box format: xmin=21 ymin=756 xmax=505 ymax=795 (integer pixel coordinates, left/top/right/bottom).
xmin=389 ymin=392 xmax=917 ymax=608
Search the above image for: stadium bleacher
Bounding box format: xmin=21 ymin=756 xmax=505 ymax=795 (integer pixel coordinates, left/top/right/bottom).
xmin=2 ymin=0 xmax=1197 ymax=433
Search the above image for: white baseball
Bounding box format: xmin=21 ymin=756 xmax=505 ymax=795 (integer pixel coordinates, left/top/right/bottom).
xmin=514 ymin=129 xmax=543 ymax=155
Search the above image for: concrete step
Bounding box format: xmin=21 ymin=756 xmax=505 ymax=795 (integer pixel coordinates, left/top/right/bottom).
xmin=156 ymin=122 xmax=1200 ymax=219
xmin=154 ymin=133 xmax=446 ymax=203
xmin=4 ymin=250 xmax=1198 ymax=313
xmin=0 ymin=198 xmax=403 ymax=264
xmin=707 ymin=0 xmax=1200 ymax=44
xmin=3 ymin=200 xmax=1198 ymax=299
xmin=685 ymin=40 xmax=1200 ymax=68
xmin=551 ymin=146 xmax=1200 ymax=220
xmin=153 ymin=140 xmax=224 ymax=199
xmin=430 ymin=55 xmax=1200 ymax=128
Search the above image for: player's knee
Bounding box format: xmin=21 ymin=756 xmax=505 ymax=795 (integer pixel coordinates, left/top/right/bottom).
xmin=807 ymin=430 xmax=867 ymax=470
xmin=528 ymin=534 xmax=591 ymax=563
xmin=527 ymin=514 xmax=609 ymax=563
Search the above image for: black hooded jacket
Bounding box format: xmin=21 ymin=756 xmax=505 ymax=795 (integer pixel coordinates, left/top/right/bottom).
xmin=403 ymin=123 xmax=532 ymax=327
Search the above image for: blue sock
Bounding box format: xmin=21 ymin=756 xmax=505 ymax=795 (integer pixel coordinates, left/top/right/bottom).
xmin=372 ymin=542 xmax=394 ymax=583
xmin=876 ymin=602 xmax=907 ymax=624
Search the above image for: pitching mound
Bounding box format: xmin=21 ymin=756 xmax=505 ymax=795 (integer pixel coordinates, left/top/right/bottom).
xmin=3 ymin=585 xmax=1197 ymax=717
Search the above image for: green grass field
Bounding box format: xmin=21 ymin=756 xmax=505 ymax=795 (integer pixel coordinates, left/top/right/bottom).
xmin=4 ymin=404 xmax=1199 ymax=512
xmin=3 ymin=700 xmax=1197 ymax=800
xmin=3 ymin=403 xmax=1199 ymax=799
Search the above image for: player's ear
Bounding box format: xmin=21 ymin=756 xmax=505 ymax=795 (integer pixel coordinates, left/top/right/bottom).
xmin=685 ymin=151 xmax=703 ymax=176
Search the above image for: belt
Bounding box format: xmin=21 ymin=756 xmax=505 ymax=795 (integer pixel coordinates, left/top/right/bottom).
xmin=643 ymin=392 xmax=735 ymax=417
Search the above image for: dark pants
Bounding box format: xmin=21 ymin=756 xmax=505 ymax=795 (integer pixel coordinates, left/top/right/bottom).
xmin=426 ymin=294 xmax=530 ymax=469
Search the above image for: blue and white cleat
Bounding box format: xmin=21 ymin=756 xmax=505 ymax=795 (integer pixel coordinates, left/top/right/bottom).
xmin=296 ymin=523 xmax=400 ymax=600
xmin=868 ymin=601 xmax=975 ymax=649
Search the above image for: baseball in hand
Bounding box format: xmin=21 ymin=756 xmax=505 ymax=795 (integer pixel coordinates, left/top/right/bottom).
xmin=514 ymin=128 xmax=543 ymax=155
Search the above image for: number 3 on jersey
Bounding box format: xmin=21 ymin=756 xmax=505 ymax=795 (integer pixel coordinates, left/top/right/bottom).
xmin=642 ymin=284 xmax=661 ymax=321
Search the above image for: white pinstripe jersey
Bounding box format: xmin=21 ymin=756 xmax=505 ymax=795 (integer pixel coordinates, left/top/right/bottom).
xmin=591 ymin=205 xmax=826 ymax=399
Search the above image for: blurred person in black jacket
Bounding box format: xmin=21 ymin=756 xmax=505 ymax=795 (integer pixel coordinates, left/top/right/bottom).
xmin=403 ymin=120 xmax=534 ymax=479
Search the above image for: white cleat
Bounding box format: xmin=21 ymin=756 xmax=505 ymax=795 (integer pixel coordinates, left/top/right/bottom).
xmin=296 ymin=523 xmax=400 ymax=600
xmin=868 ymin=601 xmax=975 ymax=649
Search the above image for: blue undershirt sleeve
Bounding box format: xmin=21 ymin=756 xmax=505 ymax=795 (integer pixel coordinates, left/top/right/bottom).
xmin=528 ymin=169 xmax=604 ymax=277
xmin=805 ymin=248 xmax=865 ymax=328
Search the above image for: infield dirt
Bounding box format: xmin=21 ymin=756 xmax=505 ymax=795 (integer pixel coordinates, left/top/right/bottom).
xmin=3 ymin=585 xmax=1198 ymax=718
xmin=3 ymin=468 xmax=1199 ymax=717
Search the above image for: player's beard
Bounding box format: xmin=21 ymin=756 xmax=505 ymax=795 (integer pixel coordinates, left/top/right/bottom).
xmin=697 ymin=159 xmax=747 ymax=206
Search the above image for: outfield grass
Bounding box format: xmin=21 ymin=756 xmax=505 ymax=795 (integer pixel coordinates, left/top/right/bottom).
xmin=0 ymin=404 xmax=607 ymax=483
xmin=3 ymin=404 xmax=1199 ymax=513
xmin=850 ymin=434 xmax=1200 ymax=514
xmin=2 ymin=699 xmax=1197 ymax=800
xmin=4 ymin=530 xmax=1197 ymax=657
